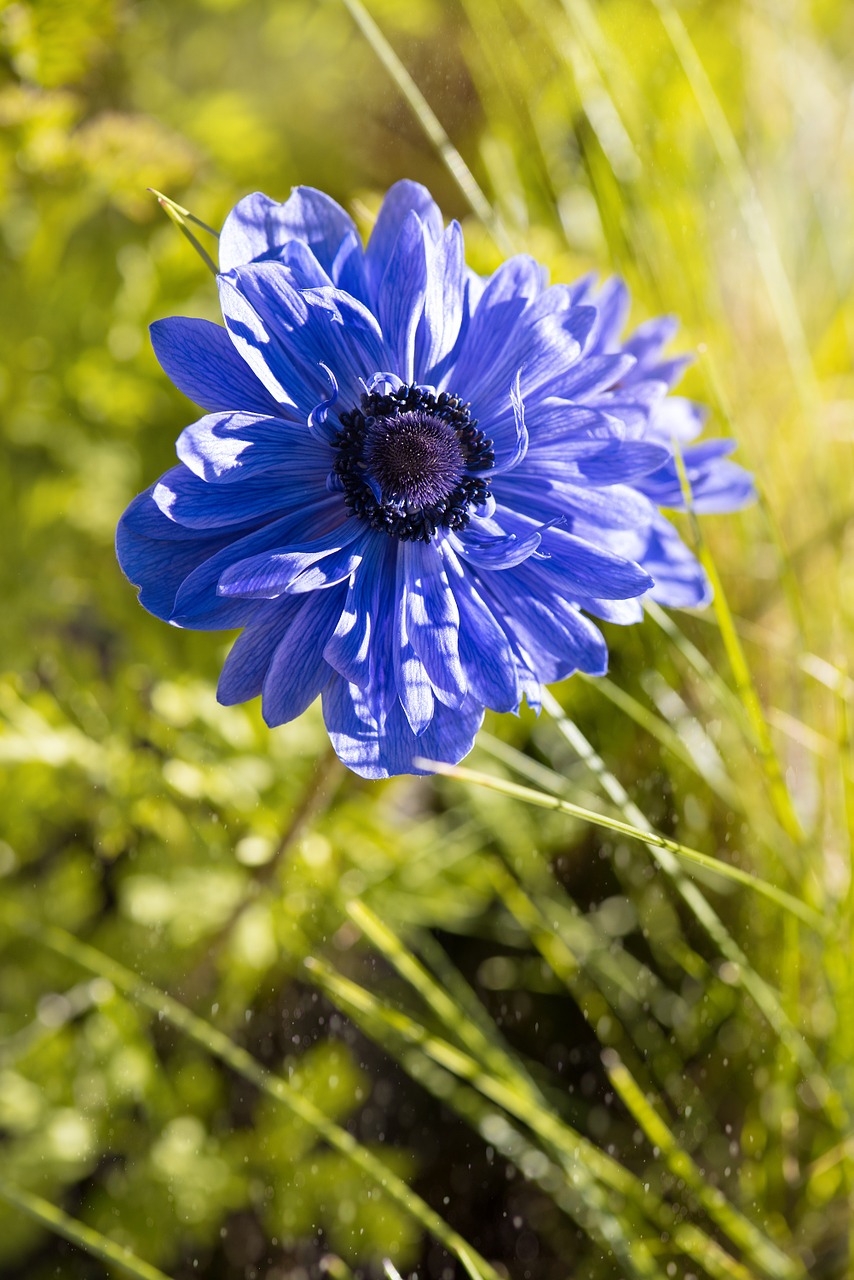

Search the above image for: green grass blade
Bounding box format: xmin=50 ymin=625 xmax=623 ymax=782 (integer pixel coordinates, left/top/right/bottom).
xmin=670 ymin=443 xmax=806 ymax=845
xmin=421 ymin=760 xmax=825 ymax=932
xmin=149 ymin=189 xmax=219 ymax=274
xmin=0 ymin=1179 xmax=174 ymax=1280
xmin=538 ymin=696 xmax=849 ymax=1131
xmin=304 ymin=955 xmax=668 ymax=1279
xmin=647 ymin=0 xmax=818 ymax=412
xmin=307 ymin=949 xmax=783 ymax=1280
xmin=603 ymin=1051 xmax=804 ymax=1280
xmin=0 ymin=903 xmax=501 ymax=1280
xmin=337 ymin=0 xmax=511 ymax=252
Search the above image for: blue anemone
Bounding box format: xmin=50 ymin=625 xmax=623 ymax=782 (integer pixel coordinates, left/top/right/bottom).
xmin=117 ymin=181 xmax=753 ymax=778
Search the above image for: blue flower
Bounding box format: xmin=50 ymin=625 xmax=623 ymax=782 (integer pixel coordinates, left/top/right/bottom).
xmin=117 ymin=181 xmax=753 ymax=778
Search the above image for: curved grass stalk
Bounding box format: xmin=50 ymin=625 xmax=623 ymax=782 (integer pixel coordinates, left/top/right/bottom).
xmin=583 ymin=672 xmax=745 ymax=812
xmin=337 ymin=0 xmax=512 ymax=253
xmin=306 ymin=951 xmax=788 ymax=1280
xmin=485 ymin=858 xmax=714 ymax=1122
xmin=305 ymin=957 xmax=670 ymax=1279
xmin=341 ymin=903 xmax=805 ymax=1275
xmin=603 ymin=1051 xmax=803 ymax=1280
xmin=149 ymin=189 xmax=218 ymax=275
xmin=411 ymin=880 xmax=716 ymax=1142
xmin=645 ymin=601 xmax=754 ymax=730
xmin=422 ymin=759 xmax=826 ymax=932
xmin=484 ymin=861 xmax=803 ymax=1275
xmin=0 ymin=1179 xmax=173 ymax=1280
xmin=0 ymin=904 xmax=501 ymax=1280
xmin=647 ymin=0 xmax=818 ymax=414
xmin=538 ymin=697 xmax=850 ymax=1134
xmin=671 ymin=446 xmax=805 ymax=846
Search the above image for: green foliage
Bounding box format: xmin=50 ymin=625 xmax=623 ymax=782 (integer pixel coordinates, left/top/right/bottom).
xmin=1 ymin=0 xmax=853 ymax=1277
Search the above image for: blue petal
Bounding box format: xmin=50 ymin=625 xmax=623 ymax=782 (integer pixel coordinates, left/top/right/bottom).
xmin=574 ymin=439 xmax=672 ymax=484
xmin=451 ymin=515 xmax=548 ymax=570
xmin=152 ymin=464 xmax=307 ymax=531
xmin=444 ymin=548 xmax=521 ymax=712
xmin=392 ymin=548 xmax=434 ymax=735
xmin=217 ymin=597 xmax=304 ymax=704
xmin=535 ymin=353 xmax=636 ymax=402
xmin=494 ymin=509 xmax=653 ymax=599
xmin=402 ymin=541 xmax=467 ymax=708
xmin=322 ymin=536 xmax=398 ymax=729
xmin=490 ymin=371 xmax=529 ymax=474
xmin=150 ymin=318 xmax=283 ymax=416
xmin=219 ymin=188 xmax=359 ymax=274
xmin=457 ymin=295 xmax=598 ymax=416
xmin=641 ymin=515 xmax=712 ymax=608
xmin=217 ymin=522 xmax=364 ymax=598
xmin=220 ymin=267 xmax=389 ymax=411
xmin=415 ymin=220 xmax=466 ymax=385
xmin=637 ymin=442 xmax=756 ymax=513
xmin=622 ymin=315 xmax=680 ymax=377
xmin=261 ymin=588 xmax=346 ymax=726
xmin=276 ymin=239 xmax=334 ymax=288
xmin=580 ymin=596 xmax=645 ymax=625
xmin=176 ymin=412 xmax=330 ymax=485
xmin=495 ymin=473 xmax=656 ymax=531
xmin=445 ymin=255 xmax=546 ymax=397
xmin=585 ymin=277 xmax=631 ymax=354
xmin=376 ymin=211 xmax=428 ymax=384
xmin=322 ymin=674 xmax=483 ymax=779
xmin=479 ymin=566 xmax=610 ymax=680
xmin=364 ymin=180 xmax=443 ymax=301
xmin=646 ymin=395 xmax=708 ymax=444
xmin=116 ymin=494 xmax=237 ymax=622
xmin=522 ymin=404 xmax=621 ymax=452
xmin=169 ymin=503 xmax=341 ymax=626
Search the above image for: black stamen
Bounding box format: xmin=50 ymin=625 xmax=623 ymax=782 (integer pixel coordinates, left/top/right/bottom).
xmin=332 ymin=384 xmax=494 ymax=542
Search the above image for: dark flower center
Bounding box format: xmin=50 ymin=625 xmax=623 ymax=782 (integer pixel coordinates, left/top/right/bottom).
xmin=332 ymin=384 xmax=494 ymax=542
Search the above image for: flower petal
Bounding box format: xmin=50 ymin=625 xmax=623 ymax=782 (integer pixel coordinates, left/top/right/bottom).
xmin=217 ymin=521 xmax=364 ymax=598
xmin=219 ymin=188 xmax=358 ymax=274
xmin=403 ymin=540 xmax=466 ymax=708
xmin=364 ymin=180 xmax=444 ymax=300
xmin=152 ymin=464 xmax=303 ymax=531
xmin=150 ymin=317 xmax=283 ymax=416
xmin=176 ymin=411 xmax=330 ymax=484
xmin=261 ymin=588 xmax=345 ymax=726
xmin=445 ymin=548 xmax=521 ymax=712
xmin=170 ymin=503 xmax=342 ymax=626
xmin=416 ymin=220 xmax=466 ymax=385
xmin=219 ymin=267 xmax=388 ymax=411
xmin=376 ymin=211 xmax=428 ymax=384
xmin=217 ymin=597 xmax=304 ymax=705
xmin=322 ymin=674 xmax=483 ymax=779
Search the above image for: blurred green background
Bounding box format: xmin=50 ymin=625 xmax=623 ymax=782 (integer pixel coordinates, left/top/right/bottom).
xmin=1 ymin=0 xmax=853 ymax=1277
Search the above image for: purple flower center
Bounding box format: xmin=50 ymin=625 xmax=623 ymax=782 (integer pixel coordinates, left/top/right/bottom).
xmin=332 ymin=384 xmax=494 ymax=542
xmin=363 ymin=411 xmax=466 ymax=508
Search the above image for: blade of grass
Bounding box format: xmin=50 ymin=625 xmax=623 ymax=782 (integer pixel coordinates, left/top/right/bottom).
xmin=0 ymin=1179 xmax=173 ymax=1280
xmin=419 ymin=760 xmax=825 ymax=932
xmin=647 ymin=0 xmax=819 ymax=414
xmin=671 ymin=442 xmax=805 ymax=845
xmin=337 ymin=0 xmax=512 ymax=253
xmin=306 ymin=949 xmax=780 ymax=1280
xmin=537 ymin=695 xmax=848 ymax=1132
xmin=340 ymin=902 xmax=806 ymax=1275
xmin=0 ymin=903 xmax=501 ymax=1280
xmin=149 ymin=189 xmax=218 ymax=274
xmin=304 ymin=955 xmax=669 ymax=1280
xmin=581 ymin=672 xmax=744 ymax=811
xmin=603 ymin=1050 xmax=803 ymax=1280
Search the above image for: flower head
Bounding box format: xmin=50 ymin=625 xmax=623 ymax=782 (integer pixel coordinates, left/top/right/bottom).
xmin=117 ymin=181 xmax=753 ymax=778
